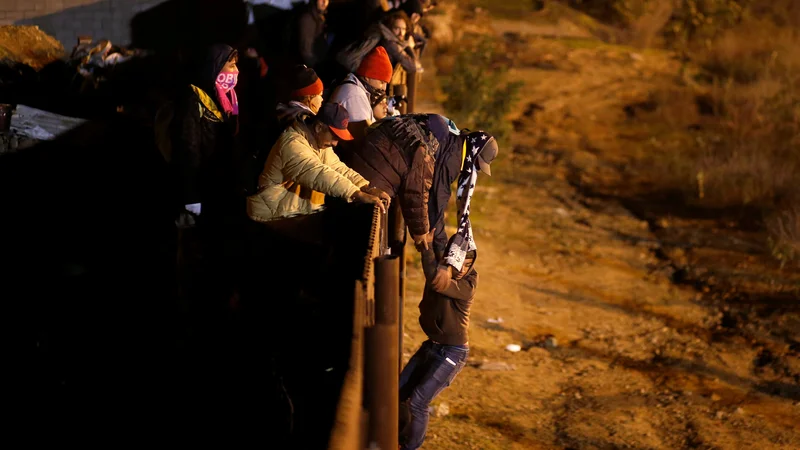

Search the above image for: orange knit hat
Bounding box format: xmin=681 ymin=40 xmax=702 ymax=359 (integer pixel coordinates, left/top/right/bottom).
xmin=290 ymin=65 xmax=324 ymax=98
xmin=356 ymin=46 xmax=393 ymax=83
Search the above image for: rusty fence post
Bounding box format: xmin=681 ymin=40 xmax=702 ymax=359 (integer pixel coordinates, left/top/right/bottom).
xmin=388 ymin=202 xmax=407 ymax=373
xmin=406 ymin=71 xmax=417 ymax=114
xmin=364 ymin=256 xmax=400 ymax=450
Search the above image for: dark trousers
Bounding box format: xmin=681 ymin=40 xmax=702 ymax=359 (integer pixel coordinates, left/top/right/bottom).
xmin=399 ymin=340 xmax=469 ymax=450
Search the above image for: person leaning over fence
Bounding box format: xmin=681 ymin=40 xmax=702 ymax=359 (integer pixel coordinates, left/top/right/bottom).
xmin=344 ymin=114 xmax=438 ymax=244
xmin=246 ymin=102 xmax=389 ymax=226
xmin=398 ymin=231 xmax=477 ymax=450
xmin=329 ymin=45 xmax=393 ymax=138
xmin=346 ymin=114 xmax=498 ymax=269
xmin=239 ymin=64 xmax=327 ymax=197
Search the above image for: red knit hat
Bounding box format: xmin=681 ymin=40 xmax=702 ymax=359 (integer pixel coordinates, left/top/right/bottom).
xmin=356 ymin=46 xmax=393 ymax=83
xmin=290 ymin=65 xmax=324 ymax=98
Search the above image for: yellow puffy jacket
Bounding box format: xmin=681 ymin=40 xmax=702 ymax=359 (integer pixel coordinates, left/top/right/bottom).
xmin=246 ymin=120 xmax=370 ymax=223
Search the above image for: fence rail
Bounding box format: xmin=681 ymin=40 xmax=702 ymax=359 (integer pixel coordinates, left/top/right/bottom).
xmin=327 ymin=68 xmax=417 ymax=449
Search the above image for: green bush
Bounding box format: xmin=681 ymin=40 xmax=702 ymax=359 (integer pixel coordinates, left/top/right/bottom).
xmin=441 ymin=37 xmax=523 ymax=146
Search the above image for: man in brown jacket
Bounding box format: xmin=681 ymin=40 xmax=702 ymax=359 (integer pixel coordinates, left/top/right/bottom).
xmin=347 ymin=114 xmax=497 ymax=269
xmin=398 ymin=231 xmax=477 ymax=450
xmin=345 ymin=114 xmax=439 ymax=245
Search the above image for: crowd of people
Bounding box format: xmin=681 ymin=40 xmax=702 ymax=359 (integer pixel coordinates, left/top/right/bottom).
xmin=157 ymin=0 xmax=498 ymax=448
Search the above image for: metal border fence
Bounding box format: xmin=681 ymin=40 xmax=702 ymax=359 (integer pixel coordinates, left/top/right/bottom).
xmin=327 ymin=66 xmax=418 ymax=450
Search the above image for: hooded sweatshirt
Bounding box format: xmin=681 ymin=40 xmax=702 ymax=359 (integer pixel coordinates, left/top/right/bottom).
xmin=426 ymin=114 xmax=463 ymax=257
xmin=170 ymin=44 xmax=238 ymax=224
xmin=418 ymin=246 xmax=478 ymax=346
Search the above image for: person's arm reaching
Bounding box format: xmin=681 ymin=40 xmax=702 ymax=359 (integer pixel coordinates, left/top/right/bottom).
xmin=418 ymin=229 xmax=439 ymax=281
xmin=419 ymin=229 xmax=478 ymax=296
xmin=403 ymin=142 xmax=434 ymax=247
xmin=281 ymin=139 xmax=363 ymax=200
xmin=281 ymin=140 xmax=386 ymax=212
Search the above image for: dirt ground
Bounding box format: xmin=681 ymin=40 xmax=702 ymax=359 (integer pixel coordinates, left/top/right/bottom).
xmin=401 ymin=6 xmax=800 ymax=450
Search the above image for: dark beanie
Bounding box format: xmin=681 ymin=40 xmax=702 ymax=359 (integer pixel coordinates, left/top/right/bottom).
xmin=290 ymin=65 xmax=324 ymax=98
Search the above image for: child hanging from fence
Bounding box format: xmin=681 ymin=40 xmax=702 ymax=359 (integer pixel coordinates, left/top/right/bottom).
xmin=398 ymin=231 xmax=478 ymax=450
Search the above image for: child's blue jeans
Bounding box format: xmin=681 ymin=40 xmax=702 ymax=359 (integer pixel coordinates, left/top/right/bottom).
xmin=399 ymin=340 xmax=469 ymax=450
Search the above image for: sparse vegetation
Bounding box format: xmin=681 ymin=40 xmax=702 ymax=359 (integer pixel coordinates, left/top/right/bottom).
xmin=767 ymin=204 xmax=800 ymax=269
xmin=604 ymin=1 xmax=800 ymax=267
xmin=688 ymin=15 xmax=800 ymax=265
xmin=463 ymin=0 xmax=800 ymax=266
xmin=440 ymin=37 xmax=523 ymax=146
xmin=420 ymin=3 xmax=800 ymax=449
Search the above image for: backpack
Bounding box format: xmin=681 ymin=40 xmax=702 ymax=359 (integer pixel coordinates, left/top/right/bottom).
xmin=323 ymin=75 xmax=358 ymax=101
xmin=334 ymin=33 xmax=380 ymax=73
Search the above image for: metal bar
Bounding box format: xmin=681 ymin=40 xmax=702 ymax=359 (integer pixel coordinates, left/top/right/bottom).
xmin=406 ymin=71 xmax=417 ymax=114
xmin=380 ymin=205 xmax=389 ymax=255
xmin=327 ymin=281 xmax=367 ymax=450
xmin=398 ymin=239 xmax=406 ymax=373
xmin=364 ymin=256 xmax=400 ymax=450
xmin=388 ymin=202 xmax=407 ymax=373
xmin=362 ymin=204 xmax=383 ymax=328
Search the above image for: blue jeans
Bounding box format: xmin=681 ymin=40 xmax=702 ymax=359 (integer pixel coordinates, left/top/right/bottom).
xmin=399 ymin=340 xmax=469 ymax=450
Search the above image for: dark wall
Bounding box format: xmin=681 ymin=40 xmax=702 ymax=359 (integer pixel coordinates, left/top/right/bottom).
xmin=9 ymin=0 xmax=165 ymax=48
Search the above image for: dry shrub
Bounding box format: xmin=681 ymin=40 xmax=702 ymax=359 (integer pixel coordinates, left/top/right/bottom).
xmin=749 ymin=0 xmax=800 ymax=28
xmin=640 ymin=13 xmax=800 ymax=266
xmin=767 ymin=202 xmax=800 ymax=269
xmin=696 ymin=26 xmax=800 ymax=205
xmin=626 ymin=0 xmax=674 ymax=48
xmin=691 ymin=21 xmax=800 ymax=264
xmin=701 ymin=24 xmax=800 ymax=83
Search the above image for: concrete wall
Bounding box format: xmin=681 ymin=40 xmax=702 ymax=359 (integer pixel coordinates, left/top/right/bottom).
xmin=0 ymin=0 xmax=165 ymax=47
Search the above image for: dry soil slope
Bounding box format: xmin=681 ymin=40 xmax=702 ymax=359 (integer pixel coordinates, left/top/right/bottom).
xmin=400 ymin=6 xmax=800 ymax=450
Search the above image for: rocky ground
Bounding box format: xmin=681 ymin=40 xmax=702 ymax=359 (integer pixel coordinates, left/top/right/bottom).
xmin=0 ymin=25 xmax=64 ymax=69
xmin=401 ymin=4 xmax=800 ymax=449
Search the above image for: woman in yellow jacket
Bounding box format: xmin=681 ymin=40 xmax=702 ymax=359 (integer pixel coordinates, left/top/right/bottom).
xmin=244 ymin=102 xmax=390 ymax=443
xmin=247 ymin=101 xmax=389 ymax=225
